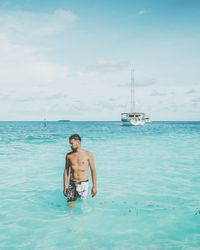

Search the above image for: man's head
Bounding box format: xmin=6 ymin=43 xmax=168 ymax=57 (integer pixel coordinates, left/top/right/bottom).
xmin=69 ymin=134 xmax=81 ymax=151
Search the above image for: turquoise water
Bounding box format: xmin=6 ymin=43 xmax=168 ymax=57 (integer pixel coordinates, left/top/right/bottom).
xmin=0 ymin=121 xmax=200 ymax=250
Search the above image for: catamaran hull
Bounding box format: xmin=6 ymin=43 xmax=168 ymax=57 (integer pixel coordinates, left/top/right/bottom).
xmin=122 ymin=120 xmax=145 ymax=126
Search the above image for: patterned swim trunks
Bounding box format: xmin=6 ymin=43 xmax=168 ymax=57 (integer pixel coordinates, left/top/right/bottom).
xmin=67 ymin=180 xmax=89 ymax=202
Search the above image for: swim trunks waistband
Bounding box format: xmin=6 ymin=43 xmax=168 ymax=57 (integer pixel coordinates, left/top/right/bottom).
xmin=70 ymin=179 xmax=88 ymax=184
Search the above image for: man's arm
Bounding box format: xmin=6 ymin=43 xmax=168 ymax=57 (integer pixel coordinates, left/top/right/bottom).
xmin=63 ymin=154 xmax=69 ymax=196
xmin=88 ymin=152 xmax=97 ymax=197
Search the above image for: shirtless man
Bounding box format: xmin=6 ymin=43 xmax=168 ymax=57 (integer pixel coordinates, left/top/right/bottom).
xmin=63 ymin=134 xmax=97 ymax=205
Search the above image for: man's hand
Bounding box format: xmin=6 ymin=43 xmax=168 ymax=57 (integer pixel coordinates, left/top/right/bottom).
xmin=63 ymin=188 xmax=67 ymax=197
xmin=91 ymin=186 xmax=97 ymax=197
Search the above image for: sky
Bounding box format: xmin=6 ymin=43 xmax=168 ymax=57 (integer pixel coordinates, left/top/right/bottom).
xmin=0 ymin=0 xmax=200 ymax=121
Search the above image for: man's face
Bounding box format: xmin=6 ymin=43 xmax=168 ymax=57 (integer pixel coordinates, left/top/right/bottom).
xmin=69 ymin=139 xmax=80 ymax=151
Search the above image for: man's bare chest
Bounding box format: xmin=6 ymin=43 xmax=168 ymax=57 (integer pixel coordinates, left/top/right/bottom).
xmin=69 ymin=154 xmax=89 ymax=167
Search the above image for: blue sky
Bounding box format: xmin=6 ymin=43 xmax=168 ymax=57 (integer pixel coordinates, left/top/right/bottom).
xmin=0 ymin=0 xmax=200 ymax=121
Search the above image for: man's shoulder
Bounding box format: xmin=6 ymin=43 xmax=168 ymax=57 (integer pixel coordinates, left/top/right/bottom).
xmin=83 ymin=150 xmax=93 ymax=158
xmin=66 ymin=151 xmax=74 ymax=158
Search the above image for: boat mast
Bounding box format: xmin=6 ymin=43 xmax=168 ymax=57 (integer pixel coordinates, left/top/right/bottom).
xmin=130 ymin=69 xmax=135 ymax=113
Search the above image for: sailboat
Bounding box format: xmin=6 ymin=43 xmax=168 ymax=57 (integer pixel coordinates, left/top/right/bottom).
xmin=121 ymin=69 xmax=146 ymax=126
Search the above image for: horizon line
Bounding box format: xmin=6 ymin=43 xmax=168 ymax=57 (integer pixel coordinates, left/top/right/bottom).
xmin=0 ymin=120 xmax=200 ymax=122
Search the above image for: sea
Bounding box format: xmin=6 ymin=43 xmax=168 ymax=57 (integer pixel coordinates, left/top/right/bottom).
xmin=0 ymin=121 xmax=200 ymax=250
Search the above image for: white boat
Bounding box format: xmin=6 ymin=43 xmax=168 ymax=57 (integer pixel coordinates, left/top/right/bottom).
xmin=121 ymin=69 xmax=150 ymax=126
xmin=144 ymin=116 xmax=152 ymax=123
xmin=121 ymin=112 xmax=145 ymax=126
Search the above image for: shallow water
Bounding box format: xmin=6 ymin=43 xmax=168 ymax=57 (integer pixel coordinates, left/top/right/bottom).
xmin=0 ymin=121 xmax=200 ymax=249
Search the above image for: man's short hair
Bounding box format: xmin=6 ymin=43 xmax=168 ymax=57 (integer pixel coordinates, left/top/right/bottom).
xmin=69 ymin=134 xmax=81 ymax=142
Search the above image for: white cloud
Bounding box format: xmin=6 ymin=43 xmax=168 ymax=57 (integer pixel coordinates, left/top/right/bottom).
xmin=186 ymin=89 xmax=198 ymax=94
xmin=192 ymin=97 xmax=200 ymax=103
xmin=97 ymin=58 xmax=124 ymax=66
xmin=54 ymin=9 xmax=77 ymax=23
xmin=0 ymin=35 xmax=69 ymax=89
xmin=0 ymin=9 xmax=78 ymax=42
xmin=0 ymin=9 xmax=76 ymax=95
xmin=13 ymin=93 xmax=68 ymax=102
xmin=138 ymin=9 xmax=147 ymax=16
xmin=150 ymin=90 xmax=170 ymax=97
xmin=88 ymin=58 xmax=130 ymax=72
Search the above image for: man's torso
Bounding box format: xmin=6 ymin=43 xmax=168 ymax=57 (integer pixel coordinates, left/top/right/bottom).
xmin=67 ymin=149 xmax=89 ymax=182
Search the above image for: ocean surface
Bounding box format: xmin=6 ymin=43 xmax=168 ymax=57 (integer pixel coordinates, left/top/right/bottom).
xmin=0 ymin=121 xmax=200 ymax=250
